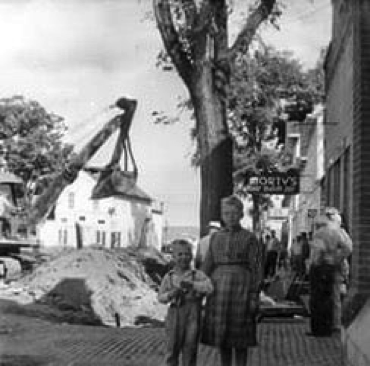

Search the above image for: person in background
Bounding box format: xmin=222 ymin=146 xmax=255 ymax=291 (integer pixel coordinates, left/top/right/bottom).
xmin=290 ymin=235 xmax=302 ymax=274
xmin=325 ymin=207 xmax=353 ymax=332
xmin=307 ymin=232 xmax=314 ymax=275
xmin=201 ymin=195 xmax=262 ymax=366
xmin=264 ymin=230 xmax=281 ymax=278
xmin=194 ymin=221 xmax=221 ymax=269
xmin=158 ymin=239 xmax=213 ymax=366
xmin=308 ymin=208 xmax=353 ymax=336
xmin=0 ymin=191 xmax=17 ymax=237
xmin=263 ymin=234 xmax=271 ymax=277
xmin=300 ymin=232 xmax=311 ymax=277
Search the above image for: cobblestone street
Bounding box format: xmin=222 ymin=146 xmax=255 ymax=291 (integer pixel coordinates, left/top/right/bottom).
xmin=0 ymin=309 xmax=344 ymax=366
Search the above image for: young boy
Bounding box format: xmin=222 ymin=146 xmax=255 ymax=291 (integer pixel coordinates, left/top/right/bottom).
xmin=158 ymin=239 xmax=213 ymax=366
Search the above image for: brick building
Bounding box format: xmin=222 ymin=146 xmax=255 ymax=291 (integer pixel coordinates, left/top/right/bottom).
xmin=325 ymin=0 xmax=370 ymax=363
xmin=289 ymin=106 xmax=325 ymax=239
xmin=284 ymin=105 xmax=324 ymax=247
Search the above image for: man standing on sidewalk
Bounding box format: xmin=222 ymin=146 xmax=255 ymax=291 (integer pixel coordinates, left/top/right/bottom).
xmin=264 ymin=230 xmax=281 ymax=279
xmin=309 ymin=209 xmax=353 ymax=336
xmin=325 ymin=208 xmax=353 ymax=332
xmin=0 ymin=191 xmax=17 ymax=237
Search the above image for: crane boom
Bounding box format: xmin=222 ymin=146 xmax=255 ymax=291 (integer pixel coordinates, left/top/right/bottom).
xmin=28 ymin=97 xmax=137 ymax=226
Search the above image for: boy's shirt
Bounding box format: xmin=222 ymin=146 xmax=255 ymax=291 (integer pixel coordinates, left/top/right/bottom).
xmin=158 ymin=268 xmax=213 ymax=305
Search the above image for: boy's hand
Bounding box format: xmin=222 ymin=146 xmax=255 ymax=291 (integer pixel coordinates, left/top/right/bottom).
xmin=180 ymin=279 xmax=194 ymax=291
xmin=168 ymin=288 xmax=182 ymax=300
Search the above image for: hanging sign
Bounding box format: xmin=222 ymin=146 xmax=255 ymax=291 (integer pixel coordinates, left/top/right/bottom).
xmin=244 ymin=169 xmax=300 ymax=195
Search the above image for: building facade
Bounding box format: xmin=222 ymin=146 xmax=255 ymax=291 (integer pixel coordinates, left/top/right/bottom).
xmin=325 ymin=0 xmax=370 ymax=299
xmin=325 ymin=0 xmax=370 ymax=363
xmin=284 ymin=106 xmax=325 ymax=246
xmin=38 ymin=171 xmax=163 ymax=251
xmin=295 ymin=106 xmax=325 ymax=236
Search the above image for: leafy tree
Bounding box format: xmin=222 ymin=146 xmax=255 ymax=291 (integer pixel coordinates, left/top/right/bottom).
xmin=231 ymin=46 xmax=324 ymax=229
xmin=0 ymin=96 xmax=72 ymax=201
xmin=153 ymin=0 xmax=282 ymax=235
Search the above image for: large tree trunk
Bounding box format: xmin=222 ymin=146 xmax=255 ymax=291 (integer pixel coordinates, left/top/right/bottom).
xmin=191 ymin=72 xmax=233 ymax=236
xmin=192 ymin=0 xmax=233 ymax=237
xmin=153 ymin=0 xmax=277 ymax=236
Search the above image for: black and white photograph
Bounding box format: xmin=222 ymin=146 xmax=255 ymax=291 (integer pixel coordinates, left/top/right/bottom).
xmin=0 ymin=0 xmax=368 ymax=365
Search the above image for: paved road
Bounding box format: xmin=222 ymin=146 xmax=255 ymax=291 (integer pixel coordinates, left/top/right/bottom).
xmin=0 ymin=310 xmax=345 ymax=366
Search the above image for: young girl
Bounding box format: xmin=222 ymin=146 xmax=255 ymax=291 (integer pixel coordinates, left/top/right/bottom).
xmin=158 ymin=239 xmax=213 ymax=366
xmin=201 ymin=195 xmax=262 ymax=366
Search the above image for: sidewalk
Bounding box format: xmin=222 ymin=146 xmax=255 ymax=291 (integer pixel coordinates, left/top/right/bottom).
xmin=0 ymin=308 xmax=344 ymax=366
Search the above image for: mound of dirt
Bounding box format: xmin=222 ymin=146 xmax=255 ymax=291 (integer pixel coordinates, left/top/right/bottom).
xmin=16 ymin=247 xmax=169 ymax=327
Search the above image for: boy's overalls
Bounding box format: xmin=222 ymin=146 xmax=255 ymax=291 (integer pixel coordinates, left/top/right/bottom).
xmin=164 ymin=270 xmax=202 ymax=366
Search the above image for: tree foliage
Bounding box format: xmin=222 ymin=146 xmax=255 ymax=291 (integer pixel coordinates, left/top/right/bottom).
xmin=231 ymin=45 xmax=324 ymax=161
xmin=229 ymin=45 xmax=324 ymax=228
xmin=0 ymin=96 xmax=72 ymax=196
xmin=153 ymin=0 xmax=320 ymax=233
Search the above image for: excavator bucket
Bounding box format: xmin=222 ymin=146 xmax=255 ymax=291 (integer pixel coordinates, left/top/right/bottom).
xmin=91 ymin=168 xmax=137 ymax=200
xmin=90 ymin=102 xmax=138 ymax=200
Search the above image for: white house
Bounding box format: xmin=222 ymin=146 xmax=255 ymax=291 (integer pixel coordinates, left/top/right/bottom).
xmin=38 ymin=170 xmax=163 ymax=251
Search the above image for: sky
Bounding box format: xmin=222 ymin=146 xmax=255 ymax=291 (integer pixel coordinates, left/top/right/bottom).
xmin=0 ymin=0 xmax=332 ymax=227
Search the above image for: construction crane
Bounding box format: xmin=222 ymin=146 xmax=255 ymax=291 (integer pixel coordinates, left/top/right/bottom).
xmin=0 ymin=97 xmax=138 ymax=267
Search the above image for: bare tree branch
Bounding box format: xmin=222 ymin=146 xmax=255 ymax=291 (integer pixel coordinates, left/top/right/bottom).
xmin=229 ymin=0 xmax=277 ymax=59
xmin=153 ymin=0 xmax=194 ymax=87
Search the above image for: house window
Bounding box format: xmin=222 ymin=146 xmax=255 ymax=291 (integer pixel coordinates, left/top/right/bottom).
xmin=111 ymin=232 xmax=122 ymax=248
xmin=343 ymin=147 xmax=351 ymax=230
xmin=333 ymin=158 xmax=341 ymax=209
xmin=63 ymin=229 xmax=68 ymax=246
xmin=93 ymin=200 xmax=99 ymax=211
xmin=68 ymin=192 xmax=75 ymax=209
xmin=320 ymin=176 xmax=327 ymax=211
xmin=326 ymin=168 xmax=332 ymax=208
xmin=96 ymin=230 xmax=106 ymax=246
xmin=326 ymin=157 xmax=342 ymax=210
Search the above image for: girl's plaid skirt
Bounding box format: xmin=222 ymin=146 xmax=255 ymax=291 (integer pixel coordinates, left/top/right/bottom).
xmin=201 ymin=265 xmax=257 ymax=349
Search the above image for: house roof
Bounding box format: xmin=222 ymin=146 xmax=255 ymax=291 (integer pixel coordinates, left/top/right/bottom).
xmin=115 ymin=184 xmax=153 ymax=203
xmin=84 ymin=169 xmax=153 ymax=203
xmin=0 ymin=172 xmax=23 ymax=184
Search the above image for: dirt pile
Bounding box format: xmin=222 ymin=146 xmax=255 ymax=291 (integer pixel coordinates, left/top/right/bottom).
xmin=15 ymin=246 xmax=170 ymax=327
